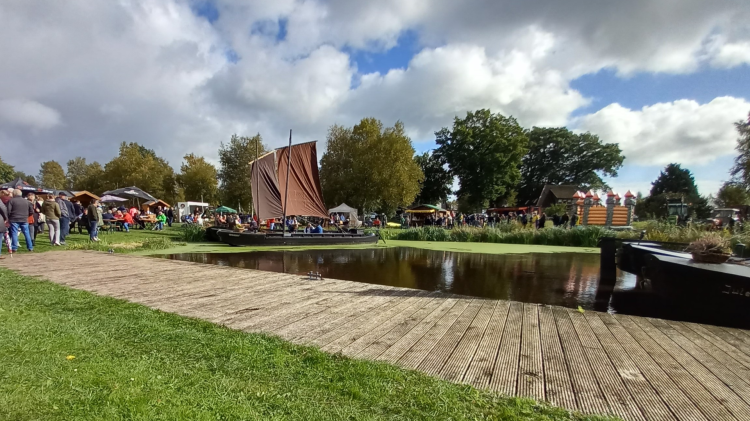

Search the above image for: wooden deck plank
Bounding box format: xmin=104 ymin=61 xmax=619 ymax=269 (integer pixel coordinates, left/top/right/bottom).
xmin=682 ymin=323 xmax=750 ymax=370
xmin=489 ymin=301 xmax=523 ymax=397
xmin=569 ymin=309 xmax=644 ymax=421
xmin=538 ymin=306 xmax=577 ymax=411
xmin=518 ymin=303 xmax=545 ymax=401
xmin=599 ymin=314 xmax=704 ymax=421
xmin=463 ymin=301 xmax=510 ymax=388
xmin=552 ymin=307 xmax=611 ymax=417
xmin=417 ymin=299 xmax=484 ymax=376
xmin=438 ymin=300 xmax=495 ymax=382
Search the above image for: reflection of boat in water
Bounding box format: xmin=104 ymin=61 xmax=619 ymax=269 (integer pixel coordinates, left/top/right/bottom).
xmin=217 ymin=230 xmax=377 ymax=246
xmin=618 ymin=243 xmax=750 ymax=322
xmin=219 ymin=131 xmax=377 ymax=247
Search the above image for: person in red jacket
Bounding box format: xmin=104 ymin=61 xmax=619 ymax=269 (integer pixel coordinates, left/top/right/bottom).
xmin=122 ymin=211 xmax=134 ymax=232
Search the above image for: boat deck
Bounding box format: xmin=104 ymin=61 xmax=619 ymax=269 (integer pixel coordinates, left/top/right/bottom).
xmin=4 ymin=251 xmax=750 ymax=421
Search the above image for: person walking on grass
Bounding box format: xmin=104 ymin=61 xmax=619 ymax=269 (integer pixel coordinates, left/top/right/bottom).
xmin=87 ymin=199 xmax=100 ymax=241
xmin=42 ymin=194 xmax=62 ymax=246
xmin=55 ymin=192 xmax=71 ymax=245
xmin=0 ymin=195 xmax=8 ymax=259
xmin=7 ymin=189 xmax=34 ymax=253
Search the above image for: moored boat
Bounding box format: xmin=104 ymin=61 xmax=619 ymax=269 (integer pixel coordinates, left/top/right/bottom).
xmin=217 ymin=229 xmax=378 ymax=246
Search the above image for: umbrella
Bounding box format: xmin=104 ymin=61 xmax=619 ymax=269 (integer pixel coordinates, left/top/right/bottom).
xmin=101 ymin=186 xmax=157 ymax=202
xmin=99 ymin=194 xmax=128 ymax=202
xmin=117 ymin=206 xmax=127 ymax=211
xmin=0 ymin=177 xmax=53 ymax=195
xmin=215 ymin=206 xmax=237 ymax=213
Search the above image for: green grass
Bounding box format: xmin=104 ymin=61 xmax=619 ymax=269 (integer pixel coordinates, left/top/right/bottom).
xmin=0 ymin=269 xmax=614 ymax=420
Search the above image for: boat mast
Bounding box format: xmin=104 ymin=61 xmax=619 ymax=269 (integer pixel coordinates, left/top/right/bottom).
xmin=254 ymin=137 xmax=259 ymax=222
xmin=282 ymin=129 xmax=292 ymax=236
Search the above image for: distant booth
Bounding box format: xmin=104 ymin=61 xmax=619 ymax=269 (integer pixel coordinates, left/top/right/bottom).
xmin=569 ymin=190 xmax=636 ymax=228
xmin=536 ymin=184 xmax=582 ymax=208
xmin=70 ymin=190 xmax=100 ymax=207
xmin=405 ymin=204 xmax=448 ymax=227
xmin=142 ymin=199 xmax=170 ymax=213
xmin=177 ymin=201 xmax=210 ymax=221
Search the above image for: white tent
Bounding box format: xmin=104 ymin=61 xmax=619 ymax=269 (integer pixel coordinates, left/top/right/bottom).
xmin=328 ymin=203 xmax=360 ymax=227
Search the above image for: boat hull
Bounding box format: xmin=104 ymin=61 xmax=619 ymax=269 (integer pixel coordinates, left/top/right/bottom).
xmin=217 ymin=230 xmax=379 ymax=246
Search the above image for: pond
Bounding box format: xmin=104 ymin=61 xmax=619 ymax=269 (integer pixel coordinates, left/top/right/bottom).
xmin=159 ymin=247 xmax=749 ymax=328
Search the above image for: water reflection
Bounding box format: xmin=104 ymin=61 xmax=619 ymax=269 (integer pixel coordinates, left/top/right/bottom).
xmin=162 ymin=248 xmax=605 ymax=310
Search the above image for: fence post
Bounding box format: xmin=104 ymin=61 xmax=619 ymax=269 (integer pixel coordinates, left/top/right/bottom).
xmin=624 ymin=190 xmax=636 ymax=226
xmin=583 ymin=191 xmax=593 ymax=226
xmin=605 ymin=190 xmax=615 ymax=227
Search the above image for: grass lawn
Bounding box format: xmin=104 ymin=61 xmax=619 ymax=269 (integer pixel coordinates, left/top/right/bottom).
xmin=0 ymin=269 xmax=613 ymax=420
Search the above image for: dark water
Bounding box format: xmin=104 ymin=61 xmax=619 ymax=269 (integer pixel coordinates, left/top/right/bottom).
xmin=160 ymin=248 xmax=750 ymax=328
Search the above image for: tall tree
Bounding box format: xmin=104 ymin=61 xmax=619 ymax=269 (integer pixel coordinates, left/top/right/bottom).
xmin=715 ymin=182 xmax=750 ymax=208
xmin=649 ymin=163 xmax=699 ymax=197
xmin=516 ymin=127 xmax=624 ymax=205
xmin=0 ymin=156 xmax=15 ymax=183
xmin=13 ymin=171 xmax=36 ymax=186
xmin=731 ymin=114 xmax=750 ymax=186
xmin=320 ymin=118 xmax=424 ymax=215
xmin=179 ymin=154 xmax=219 ymax=205
xmin=218 ymin=134 xmax=267 ymax=211
xmin=38 ymin=160 xmax=66 ymax=189
xmin=102 ymin=142 xmax=175 ymax=199
xmin=435 ymin=109 xmax=528 ymax=212
xmin=636 ymin=164 xmax=710 ymax=219
xmin=66 ymin=157 xmax=89 ymax=190
xmin=414 ymin=152 xmax=452 ymax=205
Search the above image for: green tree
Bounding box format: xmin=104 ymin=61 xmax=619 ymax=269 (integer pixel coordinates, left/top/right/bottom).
xmin=179 ymin=154 xmax=219 ymax=205
xmin=38 ymin=160 xmax=66 ymax=189
xmin=435 ymin=109 xmax=528 ymax=212
xmin=0 ymin=156 xmax=16 ymax=183
xmin=516 ymin=127 xmax=624 ymax=205
xmin=13 ymin=171 xmax=36 ymax=186
xmin=102 ymin=142 xmax=176 ymax=199
xmin=414 ymin=152 xmax=452 ymax=206
xmin=66 ymin=157 xmax=89 ymax=190
xmin=218 ymin=134 xmax=267 ymax=211
xmin=649 ymin=163 xmax=699 ymax=196
xmin=731 ymin=116 xmax=750 ymax=186
xmin=636 ymin=164 xmax=710 ymax=219
xmin=320 ymin=118 xmax=424 ymax=216
xmin=715 ymin=182 xmax=750 ymax=207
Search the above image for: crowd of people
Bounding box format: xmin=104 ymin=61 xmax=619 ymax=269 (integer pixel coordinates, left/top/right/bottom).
xmin=406 ymin=210 xmax=580 ymax=230
xmin=0 ymin=187 xmax=179 ymax=256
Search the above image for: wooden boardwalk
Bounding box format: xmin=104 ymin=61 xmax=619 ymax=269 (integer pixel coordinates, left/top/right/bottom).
xmin=4 ymin=251 xmax=750 ymax=421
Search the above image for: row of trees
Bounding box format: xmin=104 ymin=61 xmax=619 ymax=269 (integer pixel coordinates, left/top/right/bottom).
xmin=715 ymin=118 xmax=750 ymax=208
xmin=0 ymin=137 xmax=267 ymax=210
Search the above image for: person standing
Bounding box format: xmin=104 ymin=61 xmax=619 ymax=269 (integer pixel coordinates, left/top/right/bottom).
xmin=35 ymin=194 xmax=45 ymax=241
xmin=42 ymin=194 xmax=61 ymax=246
xmin=87 ymin=199 xmax=100 ymax=241
xmin=570 ymin=212 xmax=578 ymax=228
xmin=560 ymin=213 xmax=570 ymax=228
xmin=538 ymin=212 xmax=547 ymax=229
xmin=0 ymin=196 xmax=8 ymax=259
xmin=166 ymin=206 xmax=174 ymax=227
xmin=55 ymin=193 xmax=71 ymax=245
xmin=71 ymin=200 xmax=83 ymax=233
xmin=26 ymin=193 xmax=37 ymax=246
xmin=7 ymin=189 xmax=34 ymax=252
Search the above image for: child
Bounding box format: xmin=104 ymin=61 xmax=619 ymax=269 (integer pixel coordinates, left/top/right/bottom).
xmin=122 ymin=210 xmax=134 ymax=232
xmin=155 ymin=211 xmax=166 ymax=231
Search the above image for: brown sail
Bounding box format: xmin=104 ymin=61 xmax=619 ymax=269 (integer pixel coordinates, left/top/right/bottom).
xmin=251 ymin=151 xmax=283 ymax=221
xmin=250 ymin=141 xmax=328 ymax=221
xmin=276 ymin=142 xmax=329 ymax=218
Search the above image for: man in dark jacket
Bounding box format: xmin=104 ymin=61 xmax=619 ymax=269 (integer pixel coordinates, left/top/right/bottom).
xmin=0 ymin=193 xmax=8 ymax=259
xmin=55 ymin=193 xmax=75 ymax=245
xmin=7 ymin=189 xmax=34 ymax=252
xmin=87 ymin=199 xmax=100 ymax=241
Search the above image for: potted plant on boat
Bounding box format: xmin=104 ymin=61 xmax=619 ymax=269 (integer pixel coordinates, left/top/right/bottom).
xmin=686 ymin=234 xmax=731 ymax=263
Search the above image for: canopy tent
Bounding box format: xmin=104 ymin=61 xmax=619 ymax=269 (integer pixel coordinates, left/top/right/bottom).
xmin=328 ymin=203 xmax=358 ymax=215
xmin=0 ymin=178 xmax=52 ymax=195
xmin=405 ymin=204 xmax=446 ymax=214
xmin=102 ymin=186 xmax=157 ymax=202
xmin=99 ymin=194 xmax=128 ymax=203
xmin=70 ymin=191 xmax=100 ymax=206
xmin=251 ymin=141 xmax=328 ymax=221
xmin=215 ymin=206 xmax=237 ymax=214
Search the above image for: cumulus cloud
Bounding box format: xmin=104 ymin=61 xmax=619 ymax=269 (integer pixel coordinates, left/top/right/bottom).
xmin=576 ymin=97 xmax=750 ymax=166
xmin=0 ymin=99 xmax=61 ymax=130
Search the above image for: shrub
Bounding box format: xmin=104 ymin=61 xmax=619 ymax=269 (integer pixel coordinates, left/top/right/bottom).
xmin=178 ymin=224 xmax=206 ymax=242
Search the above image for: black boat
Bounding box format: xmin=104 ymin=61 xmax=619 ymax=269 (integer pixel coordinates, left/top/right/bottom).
xmin=619 ymin=242 xmax=750 ymax=320
xmin=217 ymin=229 xmax=378 ymax=246
xmin=218 ymin=130 xmax=377 ymax=247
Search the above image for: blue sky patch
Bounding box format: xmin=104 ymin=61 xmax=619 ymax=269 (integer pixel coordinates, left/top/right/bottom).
xmin=191 ymin=0 xmax=219 ymax=24
xmin=349 ymin=30 xmax=420 ymax=75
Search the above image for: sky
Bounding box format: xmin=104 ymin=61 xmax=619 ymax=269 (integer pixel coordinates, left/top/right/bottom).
xmin=1 ymin=0 xmax=750 ymax=198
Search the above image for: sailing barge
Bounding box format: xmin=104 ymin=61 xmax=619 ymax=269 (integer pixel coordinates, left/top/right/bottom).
xmin=218 ymin=131 xmax=378 ymax=247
